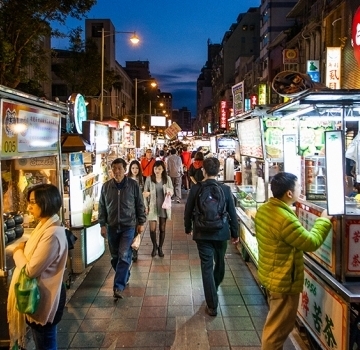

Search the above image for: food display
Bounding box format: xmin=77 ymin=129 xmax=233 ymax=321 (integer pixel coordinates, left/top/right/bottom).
xmin=236 ymin=186 xmax=257 ymax=207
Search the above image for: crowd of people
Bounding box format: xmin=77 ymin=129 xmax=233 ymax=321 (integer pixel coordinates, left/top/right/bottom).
xmin=7 ymin=141 xmax=333 ymax=350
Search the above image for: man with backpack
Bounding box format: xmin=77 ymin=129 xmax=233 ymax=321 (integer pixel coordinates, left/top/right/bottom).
xmin=184 ymin=157 xmax=239 ymax=316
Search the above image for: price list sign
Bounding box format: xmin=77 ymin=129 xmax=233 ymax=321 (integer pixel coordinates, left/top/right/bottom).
xmin=236 ymin=117 xmax=264 ymax=158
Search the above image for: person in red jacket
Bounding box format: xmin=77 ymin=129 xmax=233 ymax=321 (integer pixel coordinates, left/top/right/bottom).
xmin=180 ymin=146 xmax=192 ymax=191
xmin=140 ymin=149 xmax=156 ymax=181
xmin=188 ymin=151 xmax=204 ymax=187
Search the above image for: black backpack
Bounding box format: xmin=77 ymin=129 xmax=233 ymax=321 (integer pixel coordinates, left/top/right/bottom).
xmin=193 ymin=182 xmax=227 ymax=232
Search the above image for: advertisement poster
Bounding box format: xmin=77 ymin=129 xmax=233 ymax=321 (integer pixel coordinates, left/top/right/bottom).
xmin=262 ymin=118 xmax=334 ymax=159
xmin=236 ymin=118 xmax=264 ymax=158
xmin=298 ymin=268 xmax=347 ymax=350
xmin=1 ymin=99 xmax=60 ymax=158
xmin=232 ymin=81 xmax=244 ymax=117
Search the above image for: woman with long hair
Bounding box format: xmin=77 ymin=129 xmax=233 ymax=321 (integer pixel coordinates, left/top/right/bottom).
xmin=128 ymin=160 xmax=144 ymax=192
xmin=127 ymin=159 xmax=145 ymax=262
xmin=143 ymin=160 xmax=174 ymax=257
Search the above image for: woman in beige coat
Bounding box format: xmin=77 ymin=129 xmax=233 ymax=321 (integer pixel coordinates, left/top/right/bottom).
xmin=144 ymin=160 xmax=174 ymax=257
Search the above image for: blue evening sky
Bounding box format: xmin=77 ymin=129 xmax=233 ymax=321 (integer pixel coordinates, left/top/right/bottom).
xmin=52 ymin=0 xmax=260 ymax=116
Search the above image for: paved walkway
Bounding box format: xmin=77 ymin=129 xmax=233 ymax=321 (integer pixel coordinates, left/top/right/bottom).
xmin=25 ymin=197 xmax=304 ymax=349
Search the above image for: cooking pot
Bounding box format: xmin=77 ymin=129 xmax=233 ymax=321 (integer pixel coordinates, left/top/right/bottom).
xmin=14 ymin=213 xmax=23 ymax=225
xmin=14 ymin=225 xmax=24 ymax=238
xmin=5 ymin=229 xmax=16 ymax=242
xmin=5 ymin=216 xmax=15 ymax=229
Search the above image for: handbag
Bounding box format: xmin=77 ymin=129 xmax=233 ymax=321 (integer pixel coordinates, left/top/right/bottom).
xmin=131 ymin=234 xmax=141 ymax=250
xmin=14 ymin=267 xmax=40 ymax=314
xmin=162 ymin=194 xmax=172 ymax=210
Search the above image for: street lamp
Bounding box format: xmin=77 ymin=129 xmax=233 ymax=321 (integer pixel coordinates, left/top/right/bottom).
xmin=134 ymin=78 xmax=157 ymax=127
xmin=100 ymin=28 xmax=139 ymax=121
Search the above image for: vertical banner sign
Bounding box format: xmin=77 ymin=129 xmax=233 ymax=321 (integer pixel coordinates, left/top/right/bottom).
xmin=219 ymin=101 xmax=228 ymax=129
xmin=232 ymin=81 xmax=244 ymax=117
xmin=298 ymin=268 xmax=347 ymax=350
xmin=1 ymin=99 xmax=60 ymax=158
xmin=250 ymin=94 xmax=258 ymax=109
xmin=307 ymin=60 xmax=320 ymax=82
xmin=345 ymin=220 xmax=360 ymax=274
xmin=326 ymin=47 xmax=341 ymax=89
xmin=258 ymin=83 xmax=267 ymax=105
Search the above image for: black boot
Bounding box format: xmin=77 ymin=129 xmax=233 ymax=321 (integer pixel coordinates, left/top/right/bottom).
xmin=150 ymin=231 xmax=157 ymax=257
xmin=158 ymin=231 xmax=165 ymax=257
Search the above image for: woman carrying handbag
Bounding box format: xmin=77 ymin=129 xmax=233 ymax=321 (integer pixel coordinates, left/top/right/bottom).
xmin=143 ymin=160 xmax=174 ymax=257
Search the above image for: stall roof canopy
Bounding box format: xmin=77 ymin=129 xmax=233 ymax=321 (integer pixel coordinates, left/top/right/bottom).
xmin=267 ymin=89 xmax=360 ymax=118
xmin=61 ymin=134 xmax=92 ymax=153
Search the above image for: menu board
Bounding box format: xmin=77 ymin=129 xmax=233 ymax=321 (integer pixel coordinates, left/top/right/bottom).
xmin=236 ymin=117 xmax=264 ymax=158
xmin=263 ymin=117 xmax=334 ymax=159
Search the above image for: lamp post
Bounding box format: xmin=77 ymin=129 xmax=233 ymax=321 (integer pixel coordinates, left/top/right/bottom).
xmin=100 ymin=28 xmax=139 ymax=121
xmin=134 ymin=78 xmax=157 ymax=127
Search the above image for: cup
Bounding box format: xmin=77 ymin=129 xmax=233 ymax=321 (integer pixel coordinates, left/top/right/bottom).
xmin=83 ymin=212 xmax=92 ymax=226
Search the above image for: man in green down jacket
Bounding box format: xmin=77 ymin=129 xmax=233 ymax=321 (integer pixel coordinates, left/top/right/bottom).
xmin=254 ymin=172 xmax=332 ymax=350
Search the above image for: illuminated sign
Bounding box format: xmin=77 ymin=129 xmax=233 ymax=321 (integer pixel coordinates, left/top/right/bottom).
xmin=68 ymin=93 xmax=87 ymax=134
xmin=258 ymin=84 xmax=267 ymax=105
xmin=250 ymin=94 xmax=258 ymax=108
xmin=232 ymin=81 xmax=244 ymax=117
xmin=326 ymin=47 xmax=341 ymax=89
xmin=220 ymin=100 xmax=228 ymax=129
xmin=307 ymin=60 xmax=320 ymax=82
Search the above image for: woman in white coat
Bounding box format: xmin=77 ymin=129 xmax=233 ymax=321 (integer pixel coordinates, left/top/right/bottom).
xmin=144 ymin=160 xmax=174 ymax=257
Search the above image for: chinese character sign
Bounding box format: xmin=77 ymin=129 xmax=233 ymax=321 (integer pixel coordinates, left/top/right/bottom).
xmin=326 ymin=47 xmax=341 ymax=89
xmin=232 ymin=81 xmax=244 ymax=117
xmin=258 ymin=84 xmax=267 ymax=105
xmin=219 ymin=100 xmax=228 ymax=129
xmin=346 ymin=220 xmax=360 ymax=273
xmin=298 ymin=269 xmax=347 ymax=350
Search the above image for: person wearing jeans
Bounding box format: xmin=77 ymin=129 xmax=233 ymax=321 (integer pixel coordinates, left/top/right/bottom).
xmin=99 ymin=158 xmax=146 ymax=299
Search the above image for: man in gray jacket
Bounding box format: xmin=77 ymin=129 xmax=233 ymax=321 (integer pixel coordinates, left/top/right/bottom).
xmin=99 ymin=158 xmax=146 ymax=299
xmin=166 ymin=148 xmax=183 ymax=203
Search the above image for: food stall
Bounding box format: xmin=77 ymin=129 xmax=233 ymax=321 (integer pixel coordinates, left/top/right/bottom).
xmin=234 ymin=87 xmax=360 ymax=349
xmin=61 ymin=97 xmax=108 ymax=274
xmin=0 ymin=85 xmax=67 ymax=346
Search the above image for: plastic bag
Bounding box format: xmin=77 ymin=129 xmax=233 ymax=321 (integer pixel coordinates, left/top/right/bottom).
xmin=131 ymin=234 xmax=141 ymax=250
xmin=14 ymin=267 xmax=40 ymax=314
xmin=162 ymin=194 xmax=172 ymax=210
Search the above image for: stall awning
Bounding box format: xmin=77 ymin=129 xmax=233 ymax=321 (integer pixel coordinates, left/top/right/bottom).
xmin=61 ymin=134 xmax=92 ymax=153
xmin=267 ymin=89 xmax=360 ymax=118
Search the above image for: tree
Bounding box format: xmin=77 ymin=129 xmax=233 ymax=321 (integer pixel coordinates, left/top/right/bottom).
xmin=52 ymin=27 xmax=123 ymax=98
xmin=0 ymin=0 xmax=96 ymax=89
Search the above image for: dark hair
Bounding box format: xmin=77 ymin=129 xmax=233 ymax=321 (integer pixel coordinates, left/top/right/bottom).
xmin=194 ymin=151 xmax=204 ymax=161
xmin=183 ymin=146 xmax=188 ymax=151
xmin=151 ymin=160 xmax=168 ymax=184
xmin=270 ymin=172 xmax=297 ymax=199
xmin=111 ymin=158 xmax=127 ymax=169
xmin=203 ymin=157 xmax=220 ymax=176
xmin=170 ymin=148 xmax=177 ymax=155
xmin=27 ymin=184 xmax=62 ymax=218
xmin=159 ymin=150 xmax=165 ymax=157
xmin=128 ymin=160 xmax=144 ymax=186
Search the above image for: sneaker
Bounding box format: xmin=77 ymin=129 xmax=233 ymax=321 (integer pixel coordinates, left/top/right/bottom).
xmin=176 ymin=199 xmax=181 ymax=203
xmin=113 ymin=289 xmax=123 ymax=299
xmin=206 ymin=305 xmax=217 ymax=316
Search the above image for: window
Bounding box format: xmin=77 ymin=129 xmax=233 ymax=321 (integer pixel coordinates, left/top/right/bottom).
xmin=92 ymin=24 xmax=103 ymax=38
xmin=242 ymin=25 xmax=248 ymax=31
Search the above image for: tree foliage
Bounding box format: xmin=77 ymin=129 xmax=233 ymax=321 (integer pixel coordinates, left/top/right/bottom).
xmin=52 ymin=27 xmax=123 ymax=98
xmin=0 ymin=0 xmax=96 ymax=89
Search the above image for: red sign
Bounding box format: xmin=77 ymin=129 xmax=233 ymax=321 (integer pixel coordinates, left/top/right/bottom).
xmin=250 ymin=94 xmax=258 ymax=109
xmin=220 ymin=101 xmax=228 ymax=129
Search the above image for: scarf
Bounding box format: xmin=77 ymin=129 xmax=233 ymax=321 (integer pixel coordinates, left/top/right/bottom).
xmin=7 ymin=214 xmax=59 ymax=349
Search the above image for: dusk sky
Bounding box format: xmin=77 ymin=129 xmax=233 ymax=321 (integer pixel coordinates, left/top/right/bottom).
xmin=52 ymin=0 xmax=260 ymax=116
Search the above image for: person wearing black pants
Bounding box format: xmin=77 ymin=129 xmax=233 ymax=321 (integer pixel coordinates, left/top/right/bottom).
xmin=184 ymin=158 xmax=239 ymax=316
